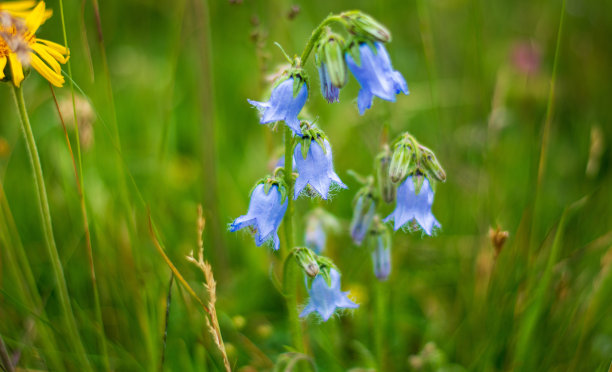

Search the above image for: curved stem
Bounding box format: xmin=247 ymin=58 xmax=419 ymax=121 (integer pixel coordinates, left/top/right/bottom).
xmin=299 ymin=15 xmax=344 ymax=65
xmin=282 ymin=126 xmax=305 ymax=356
xmin=11 ymin=86 xmax=92 ymax=370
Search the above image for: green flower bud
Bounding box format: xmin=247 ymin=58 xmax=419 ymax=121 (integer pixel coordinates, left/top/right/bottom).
xmin=315 ymin=255 xmax=337 ymax=286
xmin=389 ymin=141 xmax=413 ymax=183
xmin=316 ymin=31 xmax=348 ymax=89
xmin=294 ymin=247 xmax=319 ymax=278
xmin=376 ymin=145 xmax=396 ymax=203
xmin=420 ymin=145 xmax=446 ymax=182
xmin=341 ymin=10 xmax=391 ymax=43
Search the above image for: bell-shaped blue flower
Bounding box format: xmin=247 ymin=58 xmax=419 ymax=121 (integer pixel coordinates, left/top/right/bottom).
xmin=318 ymin=62 xmax=340 ymax=103
xmin=230 ymin=183 xmax=288 ymax=250
xmin=300 ymin=268 xmax=358 ymax=321
xmin=294 ymin=138 xmax=347 ymax=199
xmin=305 ymin=216 xmax=326 ymax=254
xmin=371 ymin=236 xmax=391 ymax=281
xmin=345 ymin=42 xmax=408 ymax=115
xmin=384 ymin=176 xmax=440 ymax=235
xmin=248 ymin=77 xmax=308 ymax=136
xmin=350 ymin=192 xmax=376 ymax=245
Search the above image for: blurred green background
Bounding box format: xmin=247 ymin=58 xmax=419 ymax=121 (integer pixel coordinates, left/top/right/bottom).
xmin=1 ymin=0 xmax=611 ymax=370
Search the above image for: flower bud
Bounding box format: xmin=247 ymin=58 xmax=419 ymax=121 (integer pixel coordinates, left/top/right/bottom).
xmin=295 ymin=247 xmax=319 ymax=278
xmin=350 ymin=188 xmax=376 ymax=245
xmin=420 ymin=146 xmax=446 ymax=182
xmin=316 ymin=32 xmax=348 ymax=89
xmin=389 ymin=141 xmax=413 ymax=183
xmin=367 ymin=217 xmax=392 ymax=281
xmin=376 ymin=145 xmax=396 ymax=203
xmin=341 ymin=11 xmax=391 ymax=43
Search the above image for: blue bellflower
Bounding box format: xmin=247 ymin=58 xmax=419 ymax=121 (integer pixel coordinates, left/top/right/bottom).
xmin=345 ymin=42 xmax=408 ymax=115
xmin=230 ymin=184 xmax=288 ymax=250
xmin=384 ymin=176 xmax=440 ymax=235
xmin=318 ymin=62 xmax=340 ymax=103
xmin=350 ymin=193 xmax=376 ymax=245
xmin=294 ymin=138 xmax=347 ymax=199
xmin=305 ymin=217 xmax=326 ymax=254
xmin=300 ymin=268 xmax=358 ymax=321
xmin=372 ymin=238 xmax=391 ymax=281
xmin=248 ymin=78 xmax=308 ymax=136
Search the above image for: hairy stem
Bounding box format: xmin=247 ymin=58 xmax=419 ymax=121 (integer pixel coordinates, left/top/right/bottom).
xmin=11 ymin=85 xmax=92 ymax=371
xmin=282 ymin=126 xmax=305 ymax=356
xmin=299 ymin=15 xmax=343 ymax=64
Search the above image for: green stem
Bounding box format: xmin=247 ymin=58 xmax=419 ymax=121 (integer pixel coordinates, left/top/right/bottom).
xmin=11 ymin=86 xmax=92 ymax=370
xmin=530 ymin=0 xmax=566 ymax=258
xmin=57 ymin=0 xmax=110 ymax=368
xmin=282 ymin=126 xmax=305 ymax=356
xmin=374 ymin=281 xmax=386 ymax=371
xmin=299 ymin=15 xmax=344 ymax=65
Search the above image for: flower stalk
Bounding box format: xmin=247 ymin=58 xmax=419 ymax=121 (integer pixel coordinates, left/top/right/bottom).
xmin=282 ymin=125 xmax=306 ymax=355
xmin=11 ymin=85 xmax=92 ymax=371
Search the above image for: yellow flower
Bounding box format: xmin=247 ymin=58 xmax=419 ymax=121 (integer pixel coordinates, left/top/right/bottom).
xmin=0 ymin=1 xmax=52 ymax=20
xmin=0 ymin=1 xmax=69 ymax=87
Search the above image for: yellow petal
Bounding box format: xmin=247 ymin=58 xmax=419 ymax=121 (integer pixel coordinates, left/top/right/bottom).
xmin=0 ymin=56 xmax=6 ymax=79
xmin=34 ymin=41 xmax=68 ymax=64
xmin=0 ymin=1 xmax=36 ymax=11
xmin=30 ymin=52 xmax=63 ymax=86
xmin=32 ymin=43 xmax=61 ymax=73
xmin=25 ymin=1 xmax=45 ymax=33
xmin=8 ymin=52 xmax=24 ymax=87
xmin=36 ymin=39 xmax=69 ymax=56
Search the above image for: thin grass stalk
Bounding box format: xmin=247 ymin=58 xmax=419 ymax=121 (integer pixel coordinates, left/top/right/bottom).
xmin=0 ymin=185 xmax=64 ymax=370
xmin=55 ymin=1 xmax=111 ymax=368
xmin=159 ymin=273 xmax=174 ymax=371
xmin=529 ymin=0 xmax=567 ymax=255
xmin=0 ymin=333 xmax=14 ymax=372
xmin=49 ymin=84 xmax=110 ymax=371
xmin=10 ymin=85 xmax=92 ymax=370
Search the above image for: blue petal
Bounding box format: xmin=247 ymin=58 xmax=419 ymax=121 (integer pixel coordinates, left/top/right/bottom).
xmin=346 ymin=42 xmax=408 ymax=114
xmin=247 ymin=78 xmax=308 ymax=136
xmin=294 ymin=139 xmax=347 ymax=199
xmin=384 ymin=176 xmax=440 ymax=235
xmin=300 ymin=269 xmax=358 ymax=322
xmin=230 ymin=184 xmax=288 ymax=250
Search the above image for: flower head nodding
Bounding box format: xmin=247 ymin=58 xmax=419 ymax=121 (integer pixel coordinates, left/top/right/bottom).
xmin=294 ymin=128 xmax=346 ymax=200
xmin=345 ymin=42 xmax=408 ymax=115
xmin=384 ymin=175 xmax=440 ymax=236
xmin=230 ymin=181 xmax=288 ymax=251
xmin=300 ymin=268 xmax=358 ymax=321
xmin=315 ymin=31 xmax=347 ymax=103
xmin=304 ymin=208 xmax=340 ymax=254
xmin=350 ymin=188 xmax=376 ymax=245
xmin=367 ymin=217 xmax=392 ymax=281
xmin=247 ymin=77 xmax=308 ymax=136
xmin=318 ymin=62 xmax=340 ymax=103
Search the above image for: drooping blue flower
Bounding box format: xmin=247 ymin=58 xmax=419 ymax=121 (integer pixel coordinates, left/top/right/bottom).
xmin=305 ymin=216 xmax=326 ymax=254
xmin=294 ymin=138 xmax=347 ymax=199
xmin=371 ymin=236 xmax=391 ymax=281
xmin=345 ymin=42 xmax=408 ymax=115
xmin=229 ymin=183 xmax=288 ymax=250
xmin=300 ymin=268 xmax=358 ymax=321
xmin=318 ymin=62 xmax=340 ymax=103
xmin=248 ymin=77 xmax=308 ymax=136
xmin=384 ymin=176 xmax=440 ymax=235
xmin=350 ymin=193 xmax=376 ymax=245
